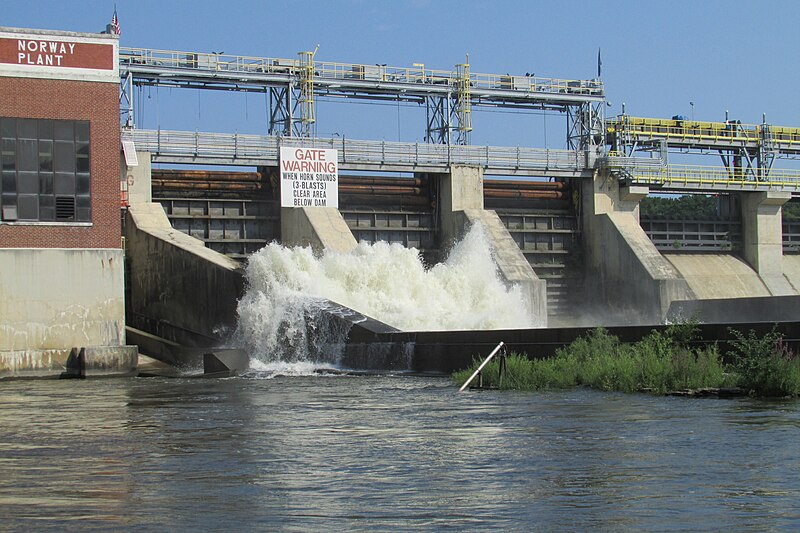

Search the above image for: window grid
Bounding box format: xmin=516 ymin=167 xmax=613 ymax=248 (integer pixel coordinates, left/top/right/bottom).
xmin=0 ymin=117 xmax=91 ymax=223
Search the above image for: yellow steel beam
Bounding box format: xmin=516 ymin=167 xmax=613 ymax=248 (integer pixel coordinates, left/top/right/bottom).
xmin=614 ymin=162 xmax=800 ymax=189
xmin=608 ymin=116 xmax=800 ymax=145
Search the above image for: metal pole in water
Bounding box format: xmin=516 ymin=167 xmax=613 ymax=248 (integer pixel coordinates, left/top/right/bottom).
xmin=458 ymin=341 xmax=505 ymax=392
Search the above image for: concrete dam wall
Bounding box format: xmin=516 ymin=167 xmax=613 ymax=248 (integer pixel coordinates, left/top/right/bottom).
xmin=124 ymin=203 xmax=244 ymax=354
xmin=121 ymin=152 xmax=800 ymax=375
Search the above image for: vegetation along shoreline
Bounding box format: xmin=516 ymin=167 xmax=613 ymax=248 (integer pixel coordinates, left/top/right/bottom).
xmin=453 ymin=323 xmax=800 ymax=398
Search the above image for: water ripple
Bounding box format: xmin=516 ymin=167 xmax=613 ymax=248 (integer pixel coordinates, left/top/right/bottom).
xmin=0 ymin=376 xmax=798 ymax=531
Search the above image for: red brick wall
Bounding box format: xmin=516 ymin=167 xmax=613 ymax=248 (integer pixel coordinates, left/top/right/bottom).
xmin=0 ymin=76 xmax=120 ymax=249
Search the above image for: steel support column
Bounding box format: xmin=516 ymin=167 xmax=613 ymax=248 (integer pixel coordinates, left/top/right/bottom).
xmin=758 ymin=118 xmax=776 ymax=180
xmin=425 ymin=95 xmax=451 ymax=144
xmin=453 ymin=59 xmax=472 ymax=145
xmin=119 ymin=71 xmax=134 ymax=128
xmin=567 ymin=101 xmax=604 ymax=151
xmin=268 ymin=85 xmax=292 ymax=136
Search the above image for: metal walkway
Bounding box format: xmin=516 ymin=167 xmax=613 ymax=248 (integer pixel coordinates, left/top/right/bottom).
xmin=607 ymin=115 xmax=800 ymax=155
xmin=124 ymin=128 xmax=800 ymax=192
xmin=601 ymin=155 xmax=800 ymax=192
xmin=122 ymin=129 xmax=800 ymax=195
xmin=119 ymin=47 xmax=603 ymax=106
xmin=119 ymin=47 xmax=605 ymax=147
xmin=123 ymin=128 xmax=593 ymax=177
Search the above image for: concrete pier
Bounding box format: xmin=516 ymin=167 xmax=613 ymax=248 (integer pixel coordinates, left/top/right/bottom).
xmin=281 ymin=206 xmax=358 ymax=254
xmin=581 ymin=172 xmax=692 ymax=323
xmin=438 ymin=165 xmax=548 ymax=325
xmin=741 ymin=191 xmax=793 ymax=295
xmin=577 ymin=171 xmax=800 ymax=323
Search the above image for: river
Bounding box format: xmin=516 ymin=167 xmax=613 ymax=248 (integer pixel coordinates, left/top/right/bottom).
xmin=1 ymin=373 xmax=798 ymax=531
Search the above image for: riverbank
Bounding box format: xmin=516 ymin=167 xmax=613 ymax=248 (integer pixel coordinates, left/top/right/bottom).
xmin=454 ymin=325 xmax=800 ymax=398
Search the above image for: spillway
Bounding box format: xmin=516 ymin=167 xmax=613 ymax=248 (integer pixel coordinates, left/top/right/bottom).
xmin=234 ymin=223 xmax=536 ymax=367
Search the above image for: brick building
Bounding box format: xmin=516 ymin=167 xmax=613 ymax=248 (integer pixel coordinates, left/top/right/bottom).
xmin=0 ymin=26 xmax=135 ymax=376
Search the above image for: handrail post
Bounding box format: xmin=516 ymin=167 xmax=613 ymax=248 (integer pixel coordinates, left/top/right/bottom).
xmin=459 ymin=341 xmax=505 ymax=392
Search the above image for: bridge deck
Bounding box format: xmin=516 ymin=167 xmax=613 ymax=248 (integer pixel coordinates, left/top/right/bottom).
xmin=124 ymin=129 xmax=593 ymax=178
xmin=124 ymin=129 xmax=800 ymax=194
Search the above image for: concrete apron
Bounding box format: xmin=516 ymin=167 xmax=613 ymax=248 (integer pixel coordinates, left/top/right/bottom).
xmin=0 ymin=345 xmax=138 ymax=379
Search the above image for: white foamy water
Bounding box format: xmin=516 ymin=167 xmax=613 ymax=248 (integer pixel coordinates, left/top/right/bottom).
xmin=234 ymin=223 xmax=536 ymax=365
xmin=245 ymin=360 xmax=331 ymax=377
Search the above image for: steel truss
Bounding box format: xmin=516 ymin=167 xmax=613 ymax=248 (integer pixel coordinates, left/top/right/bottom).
xmin=119 ymin=46 xmax=605 ymax=148
xmin=567 ymin=101 xmax=605 ymax=151
xmin=119 ymin=71 xmax=134 ymax=128
xmin=607 ymin=115 xmax=800 ymax=182
xmin=423 ymin=58 xmax=471 ymax=146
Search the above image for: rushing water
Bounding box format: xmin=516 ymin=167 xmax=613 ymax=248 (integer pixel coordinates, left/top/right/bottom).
xmin=1 ymin=374 xmax=798 ymax=531
xmin=234 ymin=223 xmax=537 ymax=365
xmin=5 ymin=217 xmax=799 ymax=530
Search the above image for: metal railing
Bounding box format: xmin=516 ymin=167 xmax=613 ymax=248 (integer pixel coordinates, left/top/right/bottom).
xmin=601 ymin=155 xmax=800 ymax=190
xmin=601 ymin=152 xmax=663 ymax=170
xmin=608 ymin=116 xmax=763 ymax=144
xmin=641 ymin=218 xmax=741 ymax=252
xmin=628 ymin=164 xmax=800 ymax=190
xmin=608 ymin=116 xmax=800 ymax=148
xmin=123 ymin=128 xmax=588 ymax=174
xmin=120 ymin=47 xmax=603 ymax=98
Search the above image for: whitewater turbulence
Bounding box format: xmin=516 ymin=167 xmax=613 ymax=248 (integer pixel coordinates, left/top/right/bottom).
xmin=234 ymin=223 xmax=536 ymax=368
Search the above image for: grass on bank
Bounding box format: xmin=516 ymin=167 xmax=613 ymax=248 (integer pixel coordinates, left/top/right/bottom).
xmin=453 ymin=324 xmax=800 ymax=398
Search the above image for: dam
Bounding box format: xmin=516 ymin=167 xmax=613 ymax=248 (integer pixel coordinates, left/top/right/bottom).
xmin=3 ymin=24 xmax=800 ymax=377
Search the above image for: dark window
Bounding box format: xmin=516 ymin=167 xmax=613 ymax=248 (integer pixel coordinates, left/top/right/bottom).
xmin=40 ymin=173 xmax=53 ymax=195
xmin=18 ymin=139 xmax=37 ymax=172
xmin=37 ymin=120 xmax=53 ymax=141
xmin=53 ymin=121 xmax=73 ymax=141
xmin=0 ymin=118 xmax=90 ymax=223
xmin=18 ymin=119 xmax=37 ymax=140
xmin=0 ymin=118 xmax=15 ymax=138
xmin=39 ymin=140 xmax=53 ymax=172
xmin=17 ymin=172 xmax=39 ymax=194
xmin=75 ymin=122 xmax=89 ymax=142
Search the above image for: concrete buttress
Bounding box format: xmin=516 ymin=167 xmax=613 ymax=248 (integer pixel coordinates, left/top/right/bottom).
xmin=439 ymin=165 xmax=547 ymax=326
xmin=581 ymin=171 xmax=693 ymax=323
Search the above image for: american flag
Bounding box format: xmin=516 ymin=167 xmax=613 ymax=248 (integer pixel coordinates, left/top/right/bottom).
xmin=111 ymin=8 xmax=121 ymax=35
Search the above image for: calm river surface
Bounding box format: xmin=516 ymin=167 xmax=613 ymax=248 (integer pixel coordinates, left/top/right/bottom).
xmin=1 ymin=374 xmax=799 ymax=531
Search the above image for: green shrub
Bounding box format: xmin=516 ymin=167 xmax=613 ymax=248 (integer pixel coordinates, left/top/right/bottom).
xmin=728 ymin=327 xmax=800 ymax=397
xmin=454 ymin=326 xmax=799 ymax=398
xmin=453 ymin=325 xmax=731 ymax=395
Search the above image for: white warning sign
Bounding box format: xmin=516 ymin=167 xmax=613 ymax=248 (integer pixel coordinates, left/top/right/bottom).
xmin=280 ymin=147 xmax=339 ymax=208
